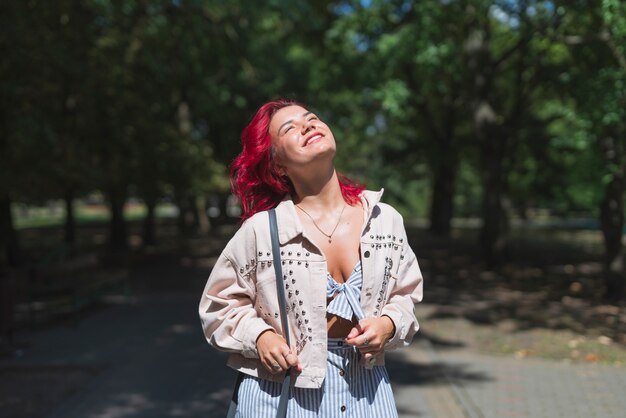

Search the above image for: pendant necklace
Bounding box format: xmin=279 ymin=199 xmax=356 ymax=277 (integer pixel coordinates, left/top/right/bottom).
xmin=296 ymin=202 xmax=346 ymax=243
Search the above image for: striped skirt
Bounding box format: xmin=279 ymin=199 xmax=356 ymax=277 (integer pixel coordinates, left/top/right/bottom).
xmin=235 ymin=339 xmax=398 ymax=418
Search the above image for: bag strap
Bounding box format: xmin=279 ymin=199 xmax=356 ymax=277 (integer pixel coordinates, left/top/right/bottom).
xmin=226 ymin=208 xmax=291 ymax=418
xmin=269 ymin=208 xmax=291 ymax=418
xmin=269 ymin=208 xmax=291 ymax=346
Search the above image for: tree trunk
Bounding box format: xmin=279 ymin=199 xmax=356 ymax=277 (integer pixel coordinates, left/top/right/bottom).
xmin=188 ymin=195 xmax=199 ymax=229
xmin=479 ymin=141 xmax=507 ymax=268
xmin=108 ymin=188 xmax=127 ymax=250
xmin=0 ymin=267 xmax=16 ymax=348
xmin=143 ymin=198 xmax=157 ymax=246
xmin=176 ymin=194 xmax=189 ymax=236
xmin=0 ymin=193 xmax=19 ymax=267
xmin=196 ymin=195 xmax=210 ymax=235
xmin=600 ymin=135 xmax=625 ymax=301
xmin=64 ymin=189 xmax=76 ymax=246
xmin=429 ymin=158 xmax=455 ymax=236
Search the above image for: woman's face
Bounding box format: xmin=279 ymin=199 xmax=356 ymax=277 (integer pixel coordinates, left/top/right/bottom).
xmin=269 ymin=105 xmax=336 ymax=174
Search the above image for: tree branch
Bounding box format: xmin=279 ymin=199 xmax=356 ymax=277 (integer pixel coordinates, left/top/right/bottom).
xmin=602 ymin=26 xmax=626 ymax=74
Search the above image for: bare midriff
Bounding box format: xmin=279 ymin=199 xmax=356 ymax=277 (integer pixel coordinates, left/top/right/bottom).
xmin=327 ymin=312 xmax=358 ymax=338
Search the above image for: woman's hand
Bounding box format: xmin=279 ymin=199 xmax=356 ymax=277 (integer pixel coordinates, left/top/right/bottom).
xmin=344 ymin=316 xmax=396 ymax=362
xmin=256 ymin=330 xmax=303 ymax=374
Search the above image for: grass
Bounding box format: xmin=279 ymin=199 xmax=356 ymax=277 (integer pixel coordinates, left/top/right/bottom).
xmin=13 ymin=203 xmax=178 ymax=229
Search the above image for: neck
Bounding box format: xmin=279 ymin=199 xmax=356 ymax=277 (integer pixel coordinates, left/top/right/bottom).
xmin=291 ymin=168 xmax=345 ymax=210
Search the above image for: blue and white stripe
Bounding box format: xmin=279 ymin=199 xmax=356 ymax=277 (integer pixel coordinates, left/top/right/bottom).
xmin=326 ymin=262 xmax=365 ymax=321
xmin=235 ymin=339 xmax=398 ymax=418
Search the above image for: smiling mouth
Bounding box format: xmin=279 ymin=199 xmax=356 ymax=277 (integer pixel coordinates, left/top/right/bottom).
xmin=304 ymin=133 xmax=324 ymax=146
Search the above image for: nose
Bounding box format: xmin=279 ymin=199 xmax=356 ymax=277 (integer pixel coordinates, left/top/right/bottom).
xmin=302 ymin=118 xmax=315 ymax=133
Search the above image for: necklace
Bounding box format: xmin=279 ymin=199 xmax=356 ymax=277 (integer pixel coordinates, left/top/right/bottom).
xmin=296 ymin=202 xmax=346 ymax=243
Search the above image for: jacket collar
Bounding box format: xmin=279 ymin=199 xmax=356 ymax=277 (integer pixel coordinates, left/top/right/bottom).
xmin=274 ymin=189 xmax=384 ymax=245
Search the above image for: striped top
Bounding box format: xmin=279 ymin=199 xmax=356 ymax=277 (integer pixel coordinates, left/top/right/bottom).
xmin=326 ymin=262 xmax=365 ymax=321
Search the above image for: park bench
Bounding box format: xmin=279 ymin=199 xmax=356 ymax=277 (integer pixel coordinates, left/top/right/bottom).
xmin=18 ymin=245 xmax=131 ymax=326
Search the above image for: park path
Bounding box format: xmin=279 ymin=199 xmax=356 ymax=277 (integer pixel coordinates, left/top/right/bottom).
xmin=1 ymin=252 xmax=626 ymax=417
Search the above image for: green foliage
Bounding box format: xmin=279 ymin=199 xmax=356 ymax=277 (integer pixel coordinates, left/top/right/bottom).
xmin=2 ymin=0 xmax=626 ymax=229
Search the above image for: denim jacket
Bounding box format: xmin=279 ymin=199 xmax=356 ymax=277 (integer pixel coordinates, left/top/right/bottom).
xmin=198 ymin=189 xmax=423 ymax=389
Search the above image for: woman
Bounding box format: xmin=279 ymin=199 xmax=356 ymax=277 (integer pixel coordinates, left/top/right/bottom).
xmin=199 ymin=99 xmax=423 ymax=417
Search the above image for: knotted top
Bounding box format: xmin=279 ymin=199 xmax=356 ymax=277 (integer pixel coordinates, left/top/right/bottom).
xmin=326 ymin=262 xmax=365 ymax=321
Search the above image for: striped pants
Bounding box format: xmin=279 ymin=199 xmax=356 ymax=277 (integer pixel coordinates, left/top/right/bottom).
xmin=235 ymin=339 xmax=398 ymax=418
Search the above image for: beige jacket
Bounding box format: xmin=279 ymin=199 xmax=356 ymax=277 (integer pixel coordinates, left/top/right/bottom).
xmin=198 ymin=189 xmax=423 ymax=389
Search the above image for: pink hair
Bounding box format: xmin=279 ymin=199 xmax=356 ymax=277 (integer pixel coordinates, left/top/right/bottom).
xmin=230 ymin=98 xmax=365 ymax=221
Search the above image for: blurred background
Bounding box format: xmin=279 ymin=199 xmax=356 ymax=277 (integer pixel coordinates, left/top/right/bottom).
xmin=1 ymin=0 xmax=626 ymax=417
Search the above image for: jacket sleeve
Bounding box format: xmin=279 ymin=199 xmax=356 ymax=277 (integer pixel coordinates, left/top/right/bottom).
xmin=381 ymin=221 xmax=424 ymax=350
xmin=198 ymin=227 xmax=273 ymax=359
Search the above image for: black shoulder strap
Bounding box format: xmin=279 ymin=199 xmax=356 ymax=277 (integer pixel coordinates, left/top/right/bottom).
xmin=269 ymin=208 xmax=291 ymax=418
xmin=269 ymin=208 xmax=291 ymax=347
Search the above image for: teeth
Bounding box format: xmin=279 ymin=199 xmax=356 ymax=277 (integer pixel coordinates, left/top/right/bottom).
xmin=306 ymin=134 xmax=322 ymax=145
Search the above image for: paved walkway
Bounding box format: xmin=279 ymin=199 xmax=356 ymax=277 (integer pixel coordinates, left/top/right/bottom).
xmin=1 ymin=293 xmax=626 ymax=418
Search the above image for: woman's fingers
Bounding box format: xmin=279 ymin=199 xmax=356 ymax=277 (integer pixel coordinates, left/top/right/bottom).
xmin=272 ymin=351 xmax=290 ymax=371
xmin=284 ymin=350 xmax=299 ymax=368
xmin=257 ymin=331 xmax=302 ymax=373
xmin=345 ymin=317 xmax=396 ymax=355
xmin=346 ymin=323 xmax=362 ymax=340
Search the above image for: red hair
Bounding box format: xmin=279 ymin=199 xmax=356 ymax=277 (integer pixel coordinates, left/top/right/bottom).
xmin=230 ymin=98 xmax=365 ymax=221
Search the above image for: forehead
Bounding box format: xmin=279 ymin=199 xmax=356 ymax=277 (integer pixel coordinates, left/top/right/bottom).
xmin=269 ymin=105 xmax=310 ymax=133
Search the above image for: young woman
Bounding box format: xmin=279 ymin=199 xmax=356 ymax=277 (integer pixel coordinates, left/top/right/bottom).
xmin=199 ymin=99 xmax=423 ymax=417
